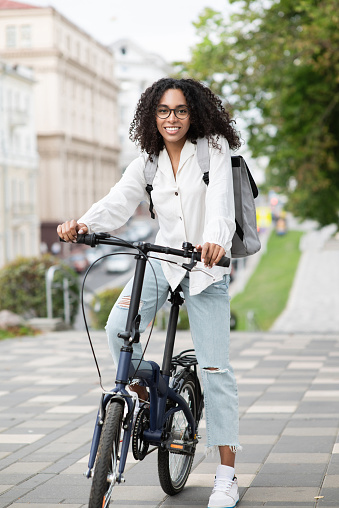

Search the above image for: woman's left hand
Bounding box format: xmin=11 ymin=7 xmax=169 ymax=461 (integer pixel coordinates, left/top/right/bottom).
xmin=196 ymin=243 xmax=225 ymax=268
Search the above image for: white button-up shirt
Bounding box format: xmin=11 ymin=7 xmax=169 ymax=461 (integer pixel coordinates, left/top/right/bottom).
xmin=79 ymin=136 xmax=235 ymax=295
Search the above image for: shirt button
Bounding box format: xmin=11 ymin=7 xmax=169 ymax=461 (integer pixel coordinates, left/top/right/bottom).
xmin=175 ymin=191 xmax=178 ymax=196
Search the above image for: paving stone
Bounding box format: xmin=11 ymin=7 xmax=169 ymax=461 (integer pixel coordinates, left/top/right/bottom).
xmin=266 ymin=453 xmax=330 ymax=464
xmin=9 ymin=505 xmax=83 ymax=508
xmin=251 ymin=472 xmax=325 ymax=487
xmin=257 ymin=462 xmax=327 ymax=476
xmin=1 ymin=329 xmax=339 ymax=506
xmin=241 ymin=486 xmax=319 ymax=503
xmin=317 ymin=488 xmax=339 ymax=503
xmin=271 ymin=435 xmax=336 ymax=454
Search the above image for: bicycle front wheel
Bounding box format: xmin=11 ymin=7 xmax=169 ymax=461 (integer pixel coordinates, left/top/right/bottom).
xmin=158 ymin=373 xmax=197 ymax=495
xmin=88 ymin=401 xmax=124 ymax=508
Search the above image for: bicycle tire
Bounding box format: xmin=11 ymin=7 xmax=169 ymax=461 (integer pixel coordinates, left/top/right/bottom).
xmin=158 ymin=373 xmax=197 ymax=495
xmin=88 ymin=401 xmax=124 ymax=508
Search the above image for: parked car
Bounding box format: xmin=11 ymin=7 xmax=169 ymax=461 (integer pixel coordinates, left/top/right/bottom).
xmin=67 ymin=252 xmax=90 ymax=273
xmin=105 ymin=254 xmax=132 ymax=274
xmin=85 ymin=245 xmax=115 ymax=266
xmin=128 ymin=220 xmax=153 ymax=241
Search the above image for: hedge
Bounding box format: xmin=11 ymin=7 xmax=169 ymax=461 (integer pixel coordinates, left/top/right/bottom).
xmin=0 ymin=255 xmax=79 ymax=324
xmin=90 ymin=287 xmax=124 ymax=329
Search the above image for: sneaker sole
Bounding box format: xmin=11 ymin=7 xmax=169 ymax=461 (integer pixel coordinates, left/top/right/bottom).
xmin=208 ymin=499 xmax=238 ymax=508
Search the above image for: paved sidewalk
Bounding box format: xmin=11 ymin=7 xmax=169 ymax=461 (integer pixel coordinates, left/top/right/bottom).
xmin=271 ymin=223 xmax=339 ymax=333
xmin=1 ymin=329 xmax=339 ymax=507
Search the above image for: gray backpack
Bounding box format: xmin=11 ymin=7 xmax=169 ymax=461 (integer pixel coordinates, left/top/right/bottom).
xmin=144 ymin=137 xmax=261 ymax=258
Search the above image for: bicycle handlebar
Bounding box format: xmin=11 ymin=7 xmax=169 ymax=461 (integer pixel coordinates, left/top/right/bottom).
xmin=74 ymin=232 xmax=230 ymax=268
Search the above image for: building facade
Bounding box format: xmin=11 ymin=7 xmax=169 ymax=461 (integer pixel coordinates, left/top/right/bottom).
xmin=111 ymin=39 xmax=172 ymax=172
xmin=0 ymin=59 xmax=40 ymax=268
xmin=0 ymin=0 xmax=120 ymax=248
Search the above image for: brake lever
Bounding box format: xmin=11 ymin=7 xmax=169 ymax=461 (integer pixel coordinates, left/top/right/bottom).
xmin=190 ymin=267 xmax=215 ymax=280
xmin=181 ymin=261 xmax=215 ymax=280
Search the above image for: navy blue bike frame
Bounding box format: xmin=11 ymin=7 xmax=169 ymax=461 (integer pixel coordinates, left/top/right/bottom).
xmin=85 ymin=250 xmax=196 ymax=481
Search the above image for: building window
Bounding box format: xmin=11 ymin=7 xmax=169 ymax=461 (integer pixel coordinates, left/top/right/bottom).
xmin=21 ymin=25 xmax=32 ymax=47
xmin=26 ymin=135 xmax=31 ymax=154
xmin=7 ymin=90 xmax=12 ymax=109
xmin=6 ymin=25 xmax=16 ymax=48
xmin=24 ymin=95 xmax=30 ymax=113
xmin=76 ymin=41 xmax=80 ymax=59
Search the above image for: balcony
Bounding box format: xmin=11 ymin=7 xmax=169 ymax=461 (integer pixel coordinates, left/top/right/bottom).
xmin=8 ymin=108 xmax=29 ymax=128
xmin=11 ymin=203 xmax=35 ymax=217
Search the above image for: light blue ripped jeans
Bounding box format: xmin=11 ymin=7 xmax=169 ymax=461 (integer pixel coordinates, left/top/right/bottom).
xmin=105 ymin=258 xmax=240 ymax=450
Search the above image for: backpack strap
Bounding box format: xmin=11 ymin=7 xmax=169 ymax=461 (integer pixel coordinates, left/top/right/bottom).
xmin=196 ymin=138 xmax=210 ymax=184
xmin=144 ymin=155 xmax=158 ymax=219
xmin=196 ymin=137 xmax=245 ymax=242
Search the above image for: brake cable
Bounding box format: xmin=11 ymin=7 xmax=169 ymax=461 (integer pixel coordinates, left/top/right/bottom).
xmin=80 ymin=238 xmax=159 ymax=392
xmin=81 ymin=237 xmax=212 ymax=392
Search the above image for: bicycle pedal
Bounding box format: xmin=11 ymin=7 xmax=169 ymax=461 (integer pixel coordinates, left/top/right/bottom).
xmin=165 ymin=439 xmax=196 ymax=455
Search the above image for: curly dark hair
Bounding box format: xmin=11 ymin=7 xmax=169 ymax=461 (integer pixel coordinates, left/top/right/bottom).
xmin=129 ymin=77 xmax=241 ymax=156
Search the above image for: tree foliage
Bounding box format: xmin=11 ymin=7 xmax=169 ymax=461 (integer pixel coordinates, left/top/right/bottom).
xmin=178 ymin=0 xmax=339 ymax=226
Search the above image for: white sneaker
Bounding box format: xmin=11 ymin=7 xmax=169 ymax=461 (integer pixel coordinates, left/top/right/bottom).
xmin=208 ymin=476 xmax=239 ymax=508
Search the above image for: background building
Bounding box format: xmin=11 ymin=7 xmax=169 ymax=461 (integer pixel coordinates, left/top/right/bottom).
xmin=111 ymin=39 xmax=172 ymax=172
xmin=0 ymin=0 xmax=120 ymax=249
xmin=0 ymin=59 xmax=39 ymax=268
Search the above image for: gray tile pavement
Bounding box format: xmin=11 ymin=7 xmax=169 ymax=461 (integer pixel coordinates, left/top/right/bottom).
xmin=1 ymin=329 xmax=339 ymax=507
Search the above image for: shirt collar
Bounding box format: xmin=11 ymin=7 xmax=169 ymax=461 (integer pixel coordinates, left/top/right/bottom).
xmin=158 ymin=139 xmax=196 ymax=176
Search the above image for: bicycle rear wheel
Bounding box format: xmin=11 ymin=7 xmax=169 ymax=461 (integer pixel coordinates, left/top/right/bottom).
xmin=158 ymin=373 xmax=197 ymax=495
xmin=88 ymin=401 xmax=124 ymax=508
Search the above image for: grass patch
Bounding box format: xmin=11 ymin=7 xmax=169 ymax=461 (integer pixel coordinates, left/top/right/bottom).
xmin=231 ymin=230 xmax=303 ymax=331
xmin=0 ymin=326 xmax=39 ymax=340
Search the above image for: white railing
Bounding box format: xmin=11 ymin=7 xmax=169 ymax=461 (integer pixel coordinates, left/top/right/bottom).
xmin=45 ymin=265 xmax=78 ymax=325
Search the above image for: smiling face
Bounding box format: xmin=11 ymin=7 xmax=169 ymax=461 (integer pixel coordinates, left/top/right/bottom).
xmin=156 ymin=88 xmax=191 ymax=150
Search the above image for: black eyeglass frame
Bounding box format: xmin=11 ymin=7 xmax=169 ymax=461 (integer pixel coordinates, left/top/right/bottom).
xmin=156 ymin=105 xmax=190 ymax=120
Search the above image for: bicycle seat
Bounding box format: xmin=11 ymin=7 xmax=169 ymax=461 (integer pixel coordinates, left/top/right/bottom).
xmin=128 ymin=359 xmax=167 ymax=393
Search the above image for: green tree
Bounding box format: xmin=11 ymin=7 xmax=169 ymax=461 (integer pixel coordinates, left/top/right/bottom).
xmin=178 ymin=0 xmax=339 ymax=226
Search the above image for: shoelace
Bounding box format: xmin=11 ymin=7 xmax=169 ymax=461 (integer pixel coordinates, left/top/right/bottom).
xmin=212 ymin=476 xmax=234 ymax=494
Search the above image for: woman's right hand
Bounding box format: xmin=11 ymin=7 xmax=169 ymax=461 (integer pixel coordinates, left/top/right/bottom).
xmin=57 ymin=220 xmax=88 ymax=243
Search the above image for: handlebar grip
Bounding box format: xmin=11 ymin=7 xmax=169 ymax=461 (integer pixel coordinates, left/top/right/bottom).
xmin=217 ymin=256 xmax=231 ymax=268
xmin=58 ymin=234 xmax=91 ymax=245
xmin=195 ymin=251 xmax=230 ymax=268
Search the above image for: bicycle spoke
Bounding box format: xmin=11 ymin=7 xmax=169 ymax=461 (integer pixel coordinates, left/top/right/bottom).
xmin=158 ymin=374 xmax=198 ymax=495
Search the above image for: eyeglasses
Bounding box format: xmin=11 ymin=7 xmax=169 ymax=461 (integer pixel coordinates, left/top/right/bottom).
xmin=156 ymin=105 xmax=189 ymax=120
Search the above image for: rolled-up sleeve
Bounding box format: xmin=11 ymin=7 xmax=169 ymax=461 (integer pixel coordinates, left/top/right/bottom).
xmin=78 ymin=156 xmax=148 ymax=234
xmin=202 ymin=137 xmax=236 ymax=253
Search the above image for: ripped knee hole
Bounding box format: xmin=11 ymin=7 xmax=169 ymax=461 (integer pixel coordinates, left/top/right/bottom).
xmin=117 ymin=296 xmax=143 ymax=310
xmin=203 ymin=367 xmax=229 ymax=373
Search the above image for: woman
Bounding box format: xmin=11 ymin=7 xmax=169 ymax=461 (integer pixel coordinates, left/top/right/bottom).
xmin=58 ymin=78 xmax=241 ymax=508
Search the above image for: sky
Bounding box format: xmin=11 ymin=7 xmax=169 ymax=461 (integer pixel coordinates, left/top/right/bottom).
xmin=25 ymin=0 xmax=231 ymax=62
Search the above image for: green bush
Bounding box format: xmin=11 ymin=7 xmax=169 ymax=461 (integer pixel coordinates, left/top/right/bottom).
xmin=0 ymin=255 xmax=79 ymax=324
xmin=90 ymin=287 xmax=123 ymax=329
xmin=90 ymin=287 xmax=191 ymax=331
xmin=177 ymin=307 xmax=190 ymax=330
xmin=0 ymin=325 xmax=39 ymax=340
